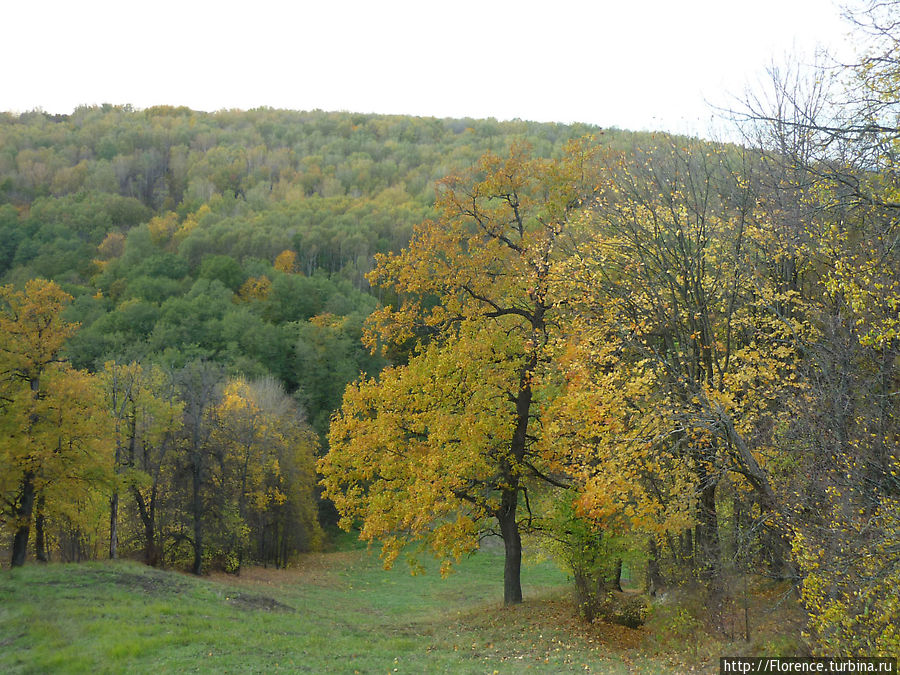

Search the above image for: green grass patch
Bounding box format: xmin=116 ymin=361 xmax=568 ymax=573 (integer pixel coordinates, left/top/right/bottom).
xmin=0 ymin=547 xmax=784 ymax=673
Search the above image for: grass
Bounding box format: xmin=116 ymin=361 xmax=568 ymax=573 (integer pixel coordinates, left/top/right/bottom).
xmin=0 ymin=543 xmax=803 ymax=674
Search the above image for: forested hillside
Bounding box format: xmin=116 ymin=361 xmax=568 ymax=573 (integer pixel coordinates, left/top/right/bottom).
xmin=0 ymin=108 xmax=615 ymax=573
xmin=0 ymin=108 xmax=610 ymax=432
xmin=2 ymin=2 xmax=899 ymax=660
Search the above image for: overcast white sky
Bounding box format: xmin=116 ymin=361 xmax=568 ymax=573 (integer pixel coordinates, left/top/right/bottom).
xmin=4 ymin=0 xmax=855 ymax=136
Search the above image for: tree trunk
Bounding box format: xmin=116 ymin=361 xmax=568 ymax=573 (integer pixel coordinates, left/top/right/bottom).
xmin=612 ymin=557 xmax=624 ymax=592
xmin=234 ymin=453 xmax=251 ymax=575
xmin=132 ymin=481 xmax=164 ymax=567
xmin=497 ymin=332 xmax=538 ymax=607
xmin=695 ymin=477 xmax=721 ymax=582
xmin=144 ymin=518 xmax=158 ymax=566
xmin=109 ymin=491 xmax=119 ymax=559
xmin=11 ymin=471 xmax=36 ymax=567
xmin=34 ymin=492 xmax=48 ymax=562
xmin=647 ymin=538 xmax=664 ymax=595
xmin=498 ymin=490 xmax=523 ymax=605
xmin=191 ymin=460 xmax=203 ymax=575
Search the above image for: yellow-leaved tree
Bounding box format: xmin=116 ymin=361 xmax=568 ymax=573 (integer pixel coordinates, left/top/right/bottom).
xmin=736 ymin=1 xmax=900 ymax=652
xmin=321 ymin=141 xmax=602 ymax=604
xmin=549 ymin=140 xmax=810 ymax=588
xmin=0 ymin=279 xmax=114 ymax=566
xmin=102 ymin=360 xmax=183 ymax=565
xmin=211 ymin=376 xmax=320 ymax=572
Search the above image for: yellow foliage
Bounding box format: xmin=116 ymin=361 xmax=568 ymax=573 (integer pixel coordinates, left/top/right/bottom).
xmin=273 ymin=249 xmax=298 ymax=274
xmin=212 ymin=376 xmax=321 ymax=561
xmin=0 ymin=280 xmax=115 ymax=547
xmin=236 ymin=276 xmax=272 ymax=302
xmin=322 ymin=321 xmax=522 ymax=571
xmin=146 ymin=212 xmax=179 ymax=248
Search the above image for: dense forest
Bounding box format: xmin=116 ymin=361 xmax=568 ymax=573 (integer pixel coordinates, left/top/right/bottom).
xmin=2 ymin=2 xmax=899 ymax=660
xmin=0 ymin=108 xmax=613 ymax=571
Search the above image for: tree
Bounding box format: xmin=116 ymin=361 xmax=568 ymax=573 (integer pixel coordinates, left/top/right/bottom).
xmin=321 ymin=141 xmax=601 ymax=604
xmin=175 ymin=360 xmax=223 ymax=575
xmin=546 ymin=138 xmax=815 ymax=592
xmin=273 ymin=249 xmax=298 ymax=274
xmin=210 ymin=376 xmax=320 ymax=572
xmin=101 ymin=360 xmax=182 ymax=565
xmin=541 ymin=305 xmax=696 ymax=591
xmin=0 ymin=279 xmax=113 ymax=566
xmin=730 ymin=2 xmax=900 ymax=651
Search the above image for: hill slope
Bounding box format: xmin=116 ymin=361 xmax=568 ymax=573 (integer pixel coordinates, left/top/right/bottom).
xmin=0 ymin=550 xmax=696 ymax=674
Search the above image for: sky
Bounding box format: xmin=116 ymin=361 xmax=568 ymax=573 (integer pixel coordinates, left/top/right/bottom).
xmin=4 ymin=0 xmax=855 ymax=137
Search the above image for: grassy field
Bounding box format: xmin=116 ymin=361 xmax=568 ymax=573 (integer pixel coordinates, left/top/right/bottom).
xmin=0 ymin=542 xmax=799 ymax=674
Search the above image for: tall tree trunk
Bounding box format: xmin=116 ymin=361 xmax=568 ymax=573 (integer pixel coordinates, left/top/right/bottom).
xmin=191 ymin=460 xmax=203 ymax=575
xmin=147 ymin=493 xmax=159 ymax=567
xmin=130 ymin=484 xmax=160 ymax=566
xmin=11 ymin=471 xmax=36 ymax=567
xmin=109 ymin=491 xmax=119 ymax=560
xmin=234 ymin=452 xmax=251 ymax=575
xmin=695 ymin=475 xmax=721 ymax=581
xmin=145 ymin=516 xmax=158 ymax=566
xmin=109 ymin=430 xmax=128 ymax=560
xmin=647 ymin=538 xmax=664 ymax=595
xmin=497 ymin=333 xmax=539 ymax=606
xmin=498 ymin=489 xmax=522 ymax=605
xmin=34 ymin=492 xmax=48 ymax=562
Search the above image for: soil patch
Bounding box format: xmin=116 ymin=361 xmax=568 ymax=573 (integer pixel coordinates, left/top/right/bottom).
xmin=226 ymin=592 xmax=296 ymax=613
xmin=109 ymin=570 xmax=190 ymax=595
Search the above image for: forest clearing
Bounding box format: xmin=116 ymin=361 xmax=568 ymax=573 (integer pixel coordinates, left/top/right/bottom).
xmin=0 ymin=541 xmax=805 ymax=674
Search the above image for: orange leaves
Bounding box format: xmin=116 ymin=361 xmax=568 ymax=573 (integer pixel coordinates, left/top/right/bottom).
xmin=363 ymin=142 xmax=603 ymax=355
xmin=323 ymin=140 xmax=612 ymax=593
xmin=542 ymin=326 xmax=695 ymax=538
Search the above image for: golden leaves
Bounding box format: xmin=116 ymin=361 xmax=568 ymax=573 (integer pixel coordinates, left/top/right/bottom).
xmin=236 ymin=275 xmax=272 ymax=302
xmin=322 ymin=320 xmax=530 ymax=567
xmin=1 ymin=280 xmax=115 ymax=536
xmin=273 ymin=249 xmax=298 ymax=274
xmin=0 ymin=279 xmax=77 ymax=375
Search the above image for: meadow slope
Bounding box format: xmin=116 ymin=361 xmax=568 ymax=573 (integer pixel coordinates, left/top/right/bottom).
xmin=0 ymin=546 xmax=724 ymax=674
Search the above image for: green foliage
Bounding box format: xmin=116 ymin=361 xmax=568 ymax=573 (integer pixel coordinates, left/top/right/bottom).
xmin=293 ymin=311 xmax=382 ymax=436
xmin=542 ymin=491 xmax=648 ymax=623
xmin=198 ymin=254 xmax=245 ymax=291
